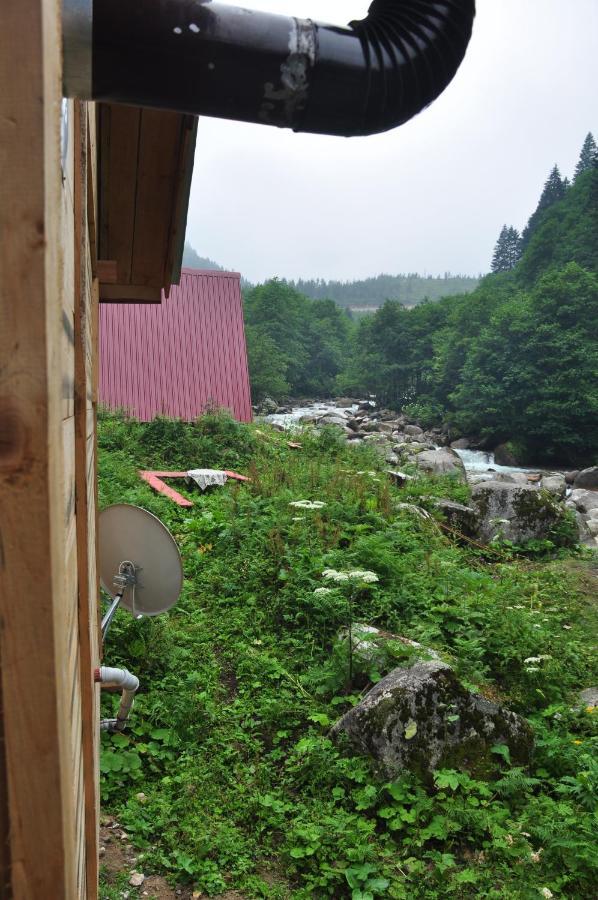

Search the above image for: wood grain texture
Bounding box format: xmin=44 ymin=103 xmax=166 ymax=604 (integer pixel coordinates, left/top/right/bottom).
xmin=0 ymin=7 xmax=99 ymax=897
xmin=0 ymin=1 xmax=75 ymax=895
xmin=74 ymin=101 xmax=100 ymax=900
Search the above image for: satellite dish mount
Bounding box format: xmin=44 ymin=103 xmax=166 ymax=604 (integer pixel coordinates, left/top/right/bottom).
xmin=97 ymin=504 xmax=183 ymax=732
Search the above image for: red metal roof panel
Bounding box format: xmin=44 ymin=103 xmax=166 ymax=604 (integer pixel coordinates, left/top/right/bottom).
xmin=99 ymin=269 xmax=252 ymax=422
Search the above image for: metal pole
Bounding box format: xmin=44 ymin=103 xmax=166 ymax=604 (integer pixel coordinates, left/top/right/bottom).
xmin=101 ymin=592 xmax=123 ymax=642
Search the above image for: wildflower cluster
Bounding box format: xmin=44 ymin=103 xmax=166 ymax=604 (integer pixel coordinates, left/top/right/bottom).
xmin=322 ymin=568 xmax=379 ymax=584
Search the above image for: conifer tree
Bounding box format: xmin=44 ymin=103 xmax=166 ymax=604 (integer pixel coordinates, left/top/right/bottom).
xmin=574 ymin=132 xmax=597 ymax=179
xmin=521 ymin=165 xmax=566 ymax=249
xmin=491 ymin=225 xmax=522 ymax=273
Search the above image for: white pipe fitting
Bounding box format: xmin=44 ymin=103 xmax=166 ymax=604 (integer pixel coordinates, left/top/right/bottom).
xmin=95 ymin=665 xmax=140 ymax=732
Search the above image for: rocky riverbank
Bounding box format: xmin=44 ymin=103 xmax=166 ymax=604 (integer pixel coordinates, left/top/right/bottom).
xmin=258 ymin=398 xmax=598 ymax=549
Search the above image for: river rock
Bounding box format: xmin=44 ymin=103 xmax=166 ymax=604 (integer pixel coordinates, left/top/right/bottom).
xmin=378 ymin=422 xmax=395 ymax=435
xmin=573 ymin=467 xmax=598 ymax=490
xmin=335 ymin=397 xmax=357 ymax=407
xmin=336 ymin=625 xmax=440 ymax=671
xmin=318 ymin=414 xmax=347 ymax=427
xmin=579 ymin=687 xmax=598 ymax=709
xmin=386 ymin=470 xmax=413 ymax=487
xmin=331 ymin=661 xmax=533 ymax=779
xmin=385 ymin=452 xmax=399 ymax=466
xmin=569 ymin=489 xmax=598 ymax=513
xmin=493 ymin=443 xmax=524 ymax=466
xmin=541 ymin=474 xmax=566 ymax=498
xmin=565 ymin=470 xmax=579 ymax=485
xmin=471 ymin=481 xmax=574 ymax=546
xmin=450 ymin=437 xmax=470 ymax=450
xmin=415 ymin=448 xmax=466 ymax=479
xmin=260 ymin=397 xmax=278 ymax=414
xmin=404 ymin=424 xmax=424 ymax=437
xmin=434 ymin=499 xmax=478 ymax=537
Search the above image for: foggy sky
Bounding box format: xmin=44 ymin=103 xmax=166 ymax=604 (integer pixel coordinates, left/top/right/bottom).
xmin=186 ymin=0 xmax=598 ymax=283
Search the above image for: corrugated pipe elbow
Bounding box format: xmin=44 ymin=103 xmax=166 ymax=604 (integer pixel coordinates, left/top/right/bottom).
xmin=64 ymin=0 xmax=475 ymax=137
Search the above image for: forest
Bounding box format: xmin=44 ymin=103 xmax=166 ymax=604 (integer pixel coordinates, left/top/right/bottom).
xmin=241 ymin=134 xmax=598 ymax=467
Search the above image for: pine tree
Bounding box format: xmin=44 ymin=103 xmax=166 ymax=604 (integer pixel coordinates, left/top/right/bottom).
xmin=491 ymin=224 xmax=522 ymax=273
xmin=521 ymin=165 xmax=566 ymax=249
xmin=574 ymin=132 xmax=597 ymax=180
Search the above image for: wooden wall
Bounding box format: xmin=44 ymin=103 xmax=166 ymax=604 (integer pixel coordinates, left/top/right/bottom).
xmin=0 ymin=1 xmax=99 ymax=896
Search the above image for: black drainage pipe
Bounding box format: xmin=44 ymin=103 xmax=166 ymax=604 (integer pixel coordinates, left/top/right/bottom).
xmin=63 ymin=0 xmax=475 ymax=137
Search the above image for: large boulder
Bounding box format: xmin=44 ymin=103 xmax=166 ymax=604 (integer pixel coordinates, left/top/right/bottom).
xmin=569 ymin=489 xmax=598 ymax=513
xmin=493 ymin=442 xmax=524 ymax=466
xmin=260 ymin=397 xmax=278 ymax=414
xmin=404 ymin=424 xmax=424 ymax=437
xmin=434 ymin=499 xmax=478 ymax=537
xmin=573 ymin=467 xmax=598 ymax=490
xmin=450 ymin=437 xmax=470 ymax=450
xmin=331 ymin=661 xmax=533 ymax=779
xmin=471 ymin=481 xmax=574 ymax=545
xmin=541 ymin=474 xmax=567 ymax=498
xmin=415 ymin=448 xmax=466 ymax=479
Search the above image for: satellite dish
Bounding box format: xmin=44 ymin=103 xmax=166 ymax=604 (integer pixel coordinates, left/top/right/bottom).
xmin=99 ymin=504 xmax=183 ymax=619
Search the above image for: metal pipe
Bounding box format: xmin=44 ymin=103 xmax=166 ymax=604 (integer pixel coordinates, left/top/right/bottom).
xmin=63 ymin=0 xmax=475 ymax=137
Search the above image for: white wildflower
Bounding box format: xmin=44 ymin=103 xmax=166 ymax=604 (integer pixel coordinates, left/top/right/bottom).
xmin=540 ymin=889 xmax=553 ymax=899
xmin=322 ymin=568 xmax=379 ymax=584
xmin=514 ymin=605 xmax=525 ymax=610
xmin=525 ymin=667 xmax=540 ymax=673
xmin=291 ymin=516 xmax=306 ymax=522
xmin=313 ymin=587 xmax=333 ymax=596
xmin=347 ymin=569 xmax=379 ymax=583
xmin=289 ymin=500 xmax=326 ymax=509
xmin=562 ymin=624 xmax=572 ymax=630
xmin=530 ymin=848 xmax=543 ymax=863
xmin=524 ymin=655 xmax=552 ymax=665
xmin=322 ymin=568 xmax=350 ymax=582
xmin=533 ymin=624 xmax=541 ymax=629
xmin=520 ymin=831 xmax=531 ymax=838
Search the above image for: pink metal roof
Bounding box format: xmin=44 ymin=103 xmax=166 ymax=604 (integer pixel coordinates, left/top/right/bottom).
xmin=99 ymin=269 xmax=252 ymax=422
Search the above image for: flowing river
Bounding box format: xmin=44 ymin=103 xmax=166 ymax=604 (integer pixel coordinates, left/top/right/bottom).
xmin=264 ymin=403 xmax=534 ymax=477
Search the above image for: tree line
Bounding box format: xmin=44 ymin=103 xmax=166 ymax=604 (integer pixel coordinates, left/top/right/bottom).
xmin=244 ymin=132 xmax=598 ymax=466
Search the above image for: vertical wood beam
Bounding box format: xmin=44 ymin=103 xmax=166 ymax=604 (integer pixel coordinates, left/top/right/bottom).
xmin=0 ymin=1 xmax=79 ymax=896
xmin=74 ymin=101 xmax=100 ymax=900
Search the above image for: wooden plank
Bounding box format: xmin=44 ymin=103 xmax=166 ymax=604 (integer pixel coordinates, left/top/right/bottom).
xmin=73 ymin=101 xmax=100 ymax=900
xmin=97 ymin=259 xmax=118 ymax=283
xmin=98 ymin=104 xmax=141 ymax=285
xmin=131 ymin=110 xmax=181 ymax=288
xmin=100 ymin=283 xmax=162 ymax=303
xmin=0 ymin=1 xmax=79 ymax=896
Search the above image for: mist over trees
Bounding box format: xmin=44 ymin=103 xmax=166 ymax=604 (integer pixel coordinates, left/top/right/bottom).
xmin=286 ymin=272 xmax=479 ymax=309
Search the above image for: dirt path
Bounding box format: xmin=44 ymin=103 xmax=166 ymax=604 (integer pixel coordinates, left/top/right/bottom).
xmin=100 ymin=818 xmax=245 ymax=900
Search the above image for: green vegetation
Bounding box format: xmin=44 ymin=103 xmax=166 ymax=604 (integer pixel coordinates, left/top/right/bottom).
xmin=99 ymin=409 xmax=597 ymax=898
xmin=341 ymin=147 xmax=598 ymax=466
xmin=244 ymin=280 xmax=352 ymax=400
xmin=284 ymin=274 xmax=480 ymax=311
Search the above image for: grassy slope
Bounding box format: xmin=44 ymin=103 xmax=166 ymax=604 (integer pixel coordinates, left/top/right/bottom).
xmin=98 ymin=411 xmax=597 ymax=899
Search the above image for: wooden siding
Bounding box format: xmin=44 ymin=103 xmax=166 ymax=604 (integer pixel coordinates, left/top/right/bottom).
xmin=99 ymin=270 xmax=253 ymax=422
xmin=0 ymin=3 xmax=99 ymax=895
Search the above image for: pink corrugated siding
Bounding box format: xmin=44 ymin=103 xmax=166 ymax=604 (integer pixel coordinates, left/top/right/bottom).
xmin=99 ymin=269 xmax=252 ymax=422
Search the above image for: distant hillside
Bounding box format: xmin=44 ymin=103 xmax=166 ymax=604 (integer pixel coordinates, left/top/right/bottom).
xmin=286 ymin=273 xmax=480 ymax=309
xmin=182 ymin=244 xmax=223 ymax=271
xmin=182 ymin=243 xmax=479 ymax=309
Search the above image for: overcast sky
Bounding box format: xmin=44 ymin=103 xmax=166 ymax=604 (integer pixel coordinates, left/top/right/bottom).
xmin=186 ymin=0 xmax=598 ymax=283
